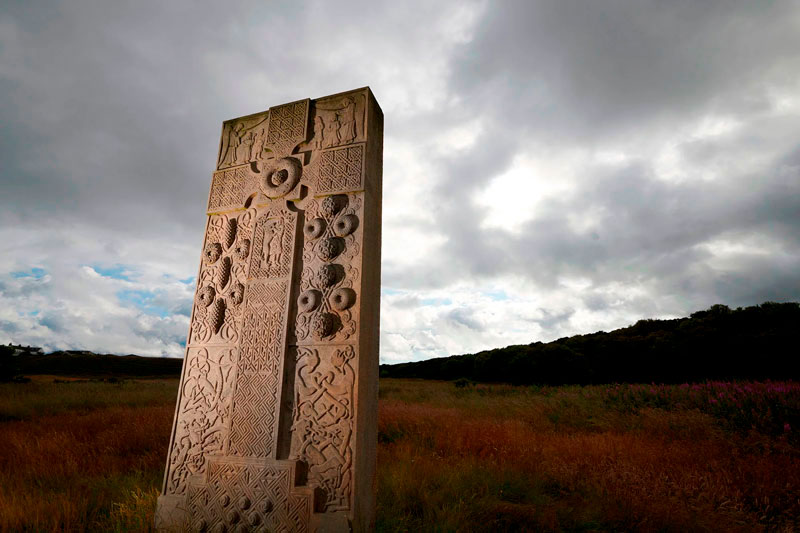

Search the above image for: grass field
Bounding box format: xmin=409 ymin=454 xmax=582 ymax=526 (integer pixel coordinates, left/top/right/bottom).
xmin=0 ymin=377 xmax=798 ymax=531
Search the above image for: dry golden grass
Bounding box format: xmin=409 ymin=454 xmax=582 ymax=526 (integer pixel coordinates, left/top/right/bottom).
xmin=0 ymin=377 xmax=798 ymax=531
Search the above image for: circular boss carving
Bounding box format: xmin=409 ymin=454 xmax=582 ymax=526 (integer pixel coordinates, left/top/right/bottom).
xmin=260 ymin=157 xmax=301 ymax=198
xmin=304 ymin=218 xmax=325 ymax=239
xmin=330 ymin=287 xmax=356 ymax=311
xmin=333 ymin=214 xmax=359 ymax=237
xmin=298 ymin=289 xmax=321 ymax=312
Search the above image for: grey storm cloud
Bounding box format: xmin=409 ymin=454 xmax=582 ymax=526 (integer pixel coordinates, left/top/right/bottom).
xmin=1 ymin=0 xmax=799 ymax=361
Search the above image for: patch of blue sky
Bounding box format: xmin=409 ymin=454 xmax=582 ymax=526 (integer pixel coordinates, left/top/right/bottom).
xmin=117 ymin=289 xmax=170 ymax=318
xmin=420 ymin=297 xmax=453 ymax=306
xmin=11 ymin=267 xmax=47 ymax=279
xmin=91 ymin=264 xmax=135 ymax=281
xmin=179 ymin=276 xmax=195 ymax=285
xmin=382 ymin=288 xmax=404 ymax=295
xmin=485 ymin=289 xmax=509 ymax=301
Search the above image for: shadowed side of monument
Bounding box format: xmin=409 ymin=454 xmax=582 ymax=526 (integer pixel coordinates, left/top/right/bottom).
xmin=155 ymin=88 xmax=382 ymax=533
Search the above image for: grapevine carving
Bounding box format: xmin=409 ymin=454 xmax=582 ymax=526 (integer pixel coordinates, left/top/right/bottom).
xmin=296 ymin=194 xmax=362 ymax=342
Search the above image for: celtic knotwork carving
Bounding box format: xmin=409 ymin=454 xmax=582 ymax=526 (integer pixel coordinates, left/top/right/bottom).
xmin=190 ymin=211 xmax=254 ymax=345
xmin=265 ymin=100 xmax=309 ymax=157
xmin=165 ymin=348 xmax=236 ymax=496
xmin=315 ymin=145 xmax=365 ymax=194
xmin=290 ymin=346 xmax=355 ymax=511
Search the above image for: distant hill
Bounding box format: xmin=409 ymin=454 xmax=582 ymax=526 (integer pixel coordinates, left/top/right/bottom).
xmin=380 ymin=302 xmax=800 ymax=385
xmin=0 ymin=349 xmax=183 ymax=379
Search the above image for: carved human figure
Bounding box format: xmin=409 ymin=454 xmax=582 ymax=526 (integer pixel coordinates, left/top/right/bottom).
xmin=262 ymin=219 xmax=284 ymax=266
xmin=225 ymin=123 xmax=245 ymax=166
xmin=255 ymin=128 xmax=267 ymax=160
xmin=313 ymin=115 xmax=325 ymax=150
xmin=324 ymin=114 xmax=340 ymax=149
xmin=336 ymin=97 xmax=357 ymax=145
xmin=243 ymin=130 xmax=257 ymax=161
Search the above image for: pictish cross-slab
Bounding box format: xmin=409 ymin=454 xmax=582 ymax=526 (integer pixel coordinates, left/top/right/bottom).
xmin=155 ymin=88 xmax=383 ymax=533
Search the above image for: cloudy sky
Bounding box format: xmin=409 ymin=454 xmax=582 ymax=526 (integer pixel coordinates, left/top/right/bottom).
xmin=1 ymin=1 xmax=799 ymax=361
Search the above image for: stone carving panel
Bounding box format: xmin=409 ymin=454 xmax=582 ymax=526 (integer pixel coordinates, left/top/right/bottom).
xmin=190 ymin=210 xmax=256 ymax=346
xmin=217 ymin=111 xmax=270 ymax=170
xmin=296 ymin=194 xmax=362 ymax=344
xmin=228 ymin=280 xmax=288 ymax=458
xmin=249 ymin=211 xmax=296 ymax=280
xmin=266 ymin=100 xmax=310 ymax=158
xmin=315 ymin=145 xmax=365 ymax=195
xmin=165 ymin=347 xmax=237 ymax=495
xmin=290 ymin=345 xmax=356 ymax=511
xmin=187 ymin=459 xmax=313 ymax=533
xmin=311 ymin=93 xmax=366 ymax=150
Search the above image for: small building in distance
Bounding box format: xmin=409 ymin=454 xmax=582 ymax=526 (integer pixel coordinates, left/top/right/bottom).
xmin=3 ymin=343 xmax=45 ymax=356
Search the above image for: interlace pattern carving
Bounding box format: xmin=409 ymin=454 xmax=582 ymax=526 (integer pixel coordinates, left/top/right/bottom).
xmin=229 ymin=280 xmax=287 ymax=457
xmin=316 ymin=145 xmax=364 ymax=194
xmin=165 ymin=347 xmax=237 ymax=495
xmin=208 ymin=167 xmax=253 ymax=212
xmin=266 ymin=100 xmax=309 ymax=157
xmin=290 ymin=346 xmax=355 ymax=511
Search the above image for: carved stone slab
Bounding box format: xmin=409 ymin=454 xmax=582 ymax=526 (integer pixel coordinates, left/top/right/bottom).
xmin=156 ymin=88 xmax=383 ymax=533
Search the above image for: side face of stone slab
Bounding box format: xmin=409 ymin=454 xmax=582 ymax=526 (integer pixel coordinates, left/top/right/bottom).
xmin=155 ymin=88 xmax=382 ymax=533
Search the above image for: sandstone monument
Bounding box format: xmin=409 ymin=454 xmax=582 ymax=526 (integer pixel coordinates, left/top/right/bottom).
xmin=155 ymin=88 xmax=382 ymax=532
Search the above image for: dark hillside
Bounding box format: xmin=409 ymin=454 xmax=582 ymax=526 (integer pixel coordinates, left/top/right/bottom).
xmin=1 ymin=349 xmax=183 ymax=379
xmin=380 ymin=302 xmax=800 ymax=385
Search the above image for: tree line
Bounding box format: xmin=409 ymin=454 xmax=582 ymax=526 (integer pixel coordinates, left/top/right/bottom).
xmin=379 ymin=302 xmax=800 ymax=385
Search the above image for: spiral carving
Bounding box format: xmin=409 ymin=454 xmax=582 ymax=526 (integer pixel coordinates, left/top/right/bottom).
xmin=198 ymin=285 xmax=216 ymax=307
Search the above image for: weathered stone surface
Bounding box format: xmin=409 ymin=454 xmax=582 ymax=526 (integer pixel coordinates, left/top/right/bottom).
xmin=155 ymin=88 xmax=382 ymax=532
